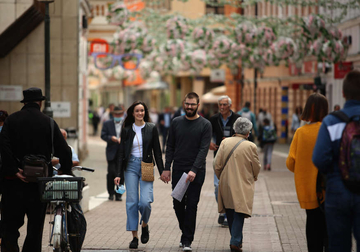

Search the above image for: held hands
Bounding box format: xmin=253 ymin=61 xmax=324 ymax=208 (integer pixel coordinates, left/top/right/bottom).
xmin=186 ymin=171 xmax=196 ymax=183
xmin=114 ymin=177 xmax=121 ymax=185
xmin=209 ymin=142 xmax=218 ymax=151
xmin=160 ymin=170 xmax=171 ymax=183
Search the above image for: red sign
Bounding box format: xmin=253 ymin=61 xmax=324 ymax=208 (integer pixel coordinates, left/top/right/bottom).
xmin=334 ymin=62 xmax=353 ymax=79
xmin=89 ymin=39 xmax=109 ymax=54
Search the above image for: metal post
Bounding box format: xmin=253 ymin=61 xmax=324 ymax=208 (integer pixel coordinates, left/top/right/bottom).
xmin=254 ymin=68 xmax=258 ymax=115
xmin=42 ymin=1 xmax=54 ymax=118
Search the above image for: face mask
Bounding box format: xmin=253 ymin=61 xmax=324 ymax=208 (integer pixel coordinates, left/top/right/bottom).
xmin=0 ymin=126 xmax=2 ymax=132
xmin=114 ymin=117 xmax=123 ymax=123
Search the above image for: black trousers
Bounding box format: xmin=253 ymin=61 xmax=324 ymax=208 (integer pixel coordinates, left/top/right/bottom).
xmin=161 ymin=128 xmax=169 ymax=152
xmin=305 ymin=207 xmax=329 ymax=252
xmin=172 ymin=169 xmax=205 ymax=245
xmin=1 ymin=179 xmax=47 ymax=252
xmin=107 ymin=159 xmax=124 ymax=196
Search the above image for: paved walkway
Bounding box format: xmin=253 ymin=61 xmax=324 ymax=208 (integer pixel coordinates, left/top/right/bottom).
xmin=15 ymin=137 xmax=356 ymax=252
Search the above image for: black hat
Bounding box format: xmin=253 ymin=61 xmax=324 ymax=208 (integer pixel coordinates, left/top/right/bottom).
xmin=20 ymin=87 xmax=46 ymax=103
xmin=112 ymin=106 xmax=124 ymax=114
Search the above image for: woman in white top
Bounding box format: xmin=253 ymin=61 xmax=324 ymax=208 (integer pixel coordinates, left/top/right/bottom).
xmin=114 ymin=101 xmax=167 ymax=249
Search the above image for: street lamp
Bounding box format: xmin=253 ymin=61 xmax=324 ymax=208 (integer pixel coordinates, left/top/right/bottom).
xmin=39 ymin=0 xmax=54 ymax=118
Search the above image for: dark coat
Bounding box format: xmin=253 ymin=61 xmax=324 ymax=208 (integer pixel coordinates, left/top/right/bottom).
xmin=209 ymin=111 xmax=241 ymax=156
xmin=101 ymin=119 xmax=121 ymax=161
xmin=0 ymin=103 xmax=72 ymax=178
xmin=116 ymin=122 xmax=164 ymax=177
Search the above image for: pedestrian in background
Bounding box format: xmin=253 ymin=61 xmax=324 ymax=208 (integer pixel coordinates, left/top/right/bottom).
xmin=158 ymin=107 xmax=172 ymax=153
xmin=101 ymin=106 xmax=125 ymax=201
xmin=0 ymin=87 xmax=72 ymax=252
xmin=114 ymin=101 xmax=167 ymax=249
xmin=162 ymin=92 xmax=212 ymax=251
xmin=209 ymin=95 xmax=240 ymax=226
xmin=52 ymin=129 xmax=80 ymax=169
xmin=313 ymin=70 xmax=360 ymax=252
xmin=291 ymin=106 xmax=303 ymax=134
xmin=213 ymin=117 xmax=261 ymax=252
xmin=258 ymin=118 xmax=277 ymax=171
xmin=237 ymin=102 xmax=257 ymax=142
xmin=333 ymin=104 xmax=341 ymax=111
xmin=287 ymin=93 xmax=329 ymax=252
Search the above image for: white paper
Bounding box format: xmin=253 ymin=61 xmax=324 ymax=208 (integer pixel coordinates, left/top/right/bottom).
xmin=171 ymin=172 xmax=190 ymax=202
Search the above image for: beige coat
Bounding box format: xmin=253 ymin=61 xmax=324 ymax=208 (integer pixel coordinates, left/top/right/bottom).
xmin=213 ymin=135 xmax=261 ymax=217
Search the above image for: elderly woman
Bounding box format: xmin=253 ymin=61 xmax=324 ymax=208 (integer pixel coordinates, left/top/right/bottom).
xmin=214 ymin=117 xmax=261 ymax=252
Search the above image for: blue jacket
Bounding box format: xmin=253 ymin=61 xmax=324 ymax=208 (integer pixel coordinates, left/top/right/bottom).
xmin=237 ymin=107 xmax=258 ymax=136
xmin=313 ymin=100 xmax=360 ymax=190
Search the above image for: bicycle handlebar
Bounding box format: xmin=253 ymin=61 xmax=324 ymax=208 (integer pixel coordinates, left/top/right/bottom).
xmin=73 ymin=166 xmax=95 ymax=172
xmin=53 ymin=166 xmax=95 ymax=172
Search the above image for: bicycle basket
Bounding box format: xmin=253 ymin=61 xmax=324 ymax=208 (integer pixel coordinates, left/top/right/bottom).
xmin=38 ymin=177 xmax=84 ymax=202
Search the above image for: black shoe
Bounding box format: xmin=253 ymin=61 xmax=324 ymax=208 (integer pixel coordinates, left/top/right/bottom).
xmin=218 ymin=214 xmax=225 ymax=225
xmin=141 ymin=225 xmax=149 ymax=244
xmin=115 ymin=194 xmax=122 ymax=201
xmin=108 ymin=195 xmax=114 ymax=201
xmin=129 ymin=237 xmax=138 ymax=249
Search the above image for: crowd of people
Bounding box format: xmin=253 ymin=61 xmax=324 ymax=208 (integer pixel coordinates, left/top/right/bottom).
xmin=0 ymin=70 xmax=360 ymax=252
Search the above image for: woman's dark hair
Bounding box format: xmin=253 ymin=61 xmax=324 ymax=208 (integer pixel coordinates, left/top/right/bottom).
xmin=301 ymin=93 xmax=328 ymax=122
xmin=343 ymin=70 xmax=360 ymax=101
xmin=123 ymin=101 xmax=150 ymax=128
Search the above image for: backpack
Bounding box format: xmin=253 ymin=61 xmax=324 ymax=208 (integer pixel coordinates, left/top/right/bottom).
xmin=331 ymin=111 xmax=360 ymax=194
xmin=241 ymin=111 xmax=252 ymax=121
xmin=262 ymin=126 xmax=277 ymax=142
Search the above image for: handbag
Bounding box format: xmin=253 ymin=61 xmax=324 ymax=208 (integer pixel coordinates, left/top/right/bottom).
xmin=21 ymin=118 xmax=54 ymax=182
xmin=134 ymin=125 xmax=154 ymax=182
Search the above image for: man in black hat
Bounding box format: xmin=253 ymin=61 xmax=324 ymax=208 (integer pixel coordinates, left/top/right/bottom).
xmin=0 ymin=87 xmax=73 ymax=251
xmin=101 ymin=105 xmax=125 ymax=201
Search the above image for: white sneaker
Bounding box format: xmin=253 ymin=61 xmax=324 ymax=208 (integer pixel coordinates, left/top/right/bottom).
xmin=183 ymin=245 xmax=192 ymax=251
xmin=179 ymin=242 xmax=183 ymax=248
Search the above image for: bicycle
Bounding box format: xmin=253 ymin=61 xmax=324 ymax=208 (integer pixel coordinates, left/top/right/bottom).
xmin=38 ymin=166 xmax=94 ymax=252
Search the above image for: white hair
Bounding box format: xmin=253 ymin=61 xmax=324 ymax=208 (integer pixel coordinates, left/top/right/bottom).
xmin=233 ymin=117 xmax=253 ymax=135
xmin=218 ymin=95 xmax=232 ymax=105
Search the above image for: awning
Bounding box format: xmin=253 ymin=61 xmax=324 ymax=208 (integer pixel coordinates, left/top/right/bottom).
xmin=202 ymin=85 xmax=226 ymax=103
xmin=136 ymin=81 xmax=168 ymax=91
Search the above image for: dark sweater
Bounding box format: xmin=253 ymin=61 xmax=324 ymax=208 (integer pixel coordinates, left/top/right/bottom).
xmin=209 ymin=111 xmax=240 ymax=156
xmin=165 ymin=115 xmax=212 ymax=173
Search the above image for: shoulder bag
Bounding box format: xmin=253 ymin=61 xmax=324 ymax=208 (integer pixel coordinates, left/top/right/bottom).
xmin=222 ymin=138 xmax=246 ymax=170
xmin=134 ymin=125 xmax=154 ymax=182
xmin=22 ymin=118 xmax=54 ymax=182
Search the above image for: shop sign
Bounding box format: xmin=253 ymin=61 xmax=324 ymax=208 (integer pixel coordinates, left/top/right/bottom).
xmin=0 ymin=85 xmax=22 ymax=101
xmin=51 ymin=102 xmax=71 ymax=118
xmin=334 ymin=62 xmax=353 ymax=79
xmin=89 ymin=39 xmax=109 ymax=54
xmin=210 ymin=69 xmax=225 ymax=82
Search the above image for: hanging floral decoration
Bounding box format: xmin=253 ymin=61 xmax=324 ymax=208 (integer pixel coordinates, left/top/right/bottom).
xmin=192 ymin=27 xmax=214 ymax=49
xmin=106 ymin=2 xmax=129 ymax=26
xmin=101 ymin=3 xmax=351 ymax=78
xmin=166 ymin=16 xmax=189 ymax=39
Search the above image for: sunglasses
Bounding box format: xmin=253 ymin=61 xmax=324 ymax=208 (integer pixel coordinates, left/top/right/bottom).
xmin=92 ymin=53 xmax=143 ymax=71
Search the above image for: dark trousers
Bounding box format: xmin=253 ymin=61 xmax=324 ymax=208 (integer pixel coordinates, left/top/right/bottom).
xmin=1 ymin=179 xmax=47 ymax=252
xmin=305 ymin=207 xmax=328 ymax=252
xmin=161 ymin=127 xmax=169 ymax=152
xmin=172 ymin=170 xmax=204 ymax=244
xmin=107 ymin=159 xmax=124 ymax=197
xmin=225 ymin=209 xmax=246 ymax=246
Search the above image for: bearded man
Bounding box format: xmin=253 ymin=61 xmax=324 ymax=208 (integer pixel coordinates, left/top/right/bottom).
xmin=161 ymin=92 xmax=212 ymax=252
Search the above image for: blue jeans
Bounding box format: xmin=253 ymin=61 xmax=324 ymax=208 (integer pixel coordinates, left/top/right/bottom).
xmin=263 ymin=143 xmax=274 ymax=166
xmin=214 ymin=173 xmax=219 ymax=202
xmin=124 ymin=155 xmax=154 ymax=231
xmin=225 ymin=209 xmax=245 ymax=246
xmin=325 ymin=178 xmax=360 ymax=252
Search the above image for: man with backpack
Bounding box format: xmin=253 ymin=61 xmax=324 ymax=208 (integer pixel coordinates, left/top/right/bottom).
xmin=258 ymin=118 xmax=277 ymax=171
xmin=237 ymin=102 xmax=257 ymax=142
xmin=313 ymin=70 xmax=360 ymax=252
